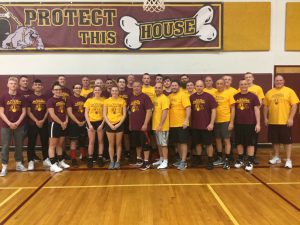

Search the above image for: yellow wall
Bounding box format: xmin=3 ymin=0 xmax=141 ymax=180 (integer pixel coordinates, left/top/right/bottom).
xmin=285 ymin=3 xmax=300 ymax=51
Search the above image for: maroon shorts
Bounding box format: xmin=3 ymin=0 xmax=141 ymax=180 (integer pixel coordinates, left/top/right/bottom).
xmin=268 ymin=125 xmax=292 ymax=144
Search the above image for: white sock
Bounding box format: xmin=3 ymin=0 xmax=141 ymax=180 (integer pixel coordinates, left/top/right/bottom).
xmin=163 ymin=160 xmax=168 ymax=163
xmin=16 ymin=161 xmax=22 ymax=166
xmin=159 ymin=157 xmax=163 ymax=161
xmin=2 ymin=164 xmax=7 ymax=169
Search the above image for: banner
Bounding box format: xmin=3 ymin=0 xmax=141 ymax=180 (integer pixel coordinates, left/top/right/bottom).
xmin=0 ymin=2 xmax=222 ymax=52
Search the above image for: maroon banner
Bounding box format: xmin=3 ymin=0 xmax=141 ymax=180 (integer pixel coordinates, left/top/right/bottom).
xmin=0 ymin=2 xmax=222 ymax=51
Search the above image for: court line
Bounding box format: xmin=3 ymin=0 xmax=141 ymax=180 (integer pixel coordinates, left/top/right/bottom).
xmin=267 ymin=182 xmax=300 ymax=185
xmin=207 ymin=185 xmax=240 ymax=225
xmin=0 ymin=188 xmax=22 ymax=208
xmin=0 ymin=187 xmax=36 ymax=190
xmin=251 ymin=173 xmax=300 ymax=212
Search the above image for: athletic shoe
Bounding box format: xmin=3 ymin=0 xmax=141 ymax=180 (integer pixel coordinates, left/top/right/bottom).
xmin=177 ymin=161 xmax=187 ymax=171
xmin=157 ymin=161 xmax=168 ymax=169
xmin=152 ymin=159 xmax=163 ymax=167
xmin=108 ymin=162 xmax=115 ymax=170
xmin=16 ymin=162 xmax=27 ymax=172
xmin=206 ymin=161 xmax=214 ymax=170
xmin=253 ymin=158 xmax=260 ymax=165
xmin=191 ymin=156 xmax=202 ymax=168
xmin=130 ymin=159 xmax=143 ymax=167
xmin=50 ymin=163 xmax=63 ymax=173
xmin=33 ymin=154 xmax=41 ymax=162
xmin=213 ymin=157 xmax=224 ymax=166
xmin=124 ymin=152 xmax=131 ymax=160
xmin=58 ymin=160 xmax=70 ymax=169
xmin=234 ymin=159 xmax=244 ymax=169
xmin=285 ymin=160 xmax=292 ymax=169
xmin=172 ymin=159 xmax=181 ymax=167
xmin=269 ymin=156 xmax=281 ymax=165
xmin=139 ymin=161 xmax=151 ymax=171
xmin=28 ymin=160 xmax=34 ymax=171
xmin=223 ymin=160 xmax=230 ymax=170
xmin=43 ymin=158 xmax=52 ymax=167
xmin=97 ymin=157 xmax=104 ymax=167
xmin=87 ymin=158 xmax=93 ymax=168
xmin=71 ymin=159 xmax=79 ymax=168
xmin=245 ymin=162 xmax=253 ymax=172
xmin=113 ymin=161 xmax=120 ymax=169
xmin=0 ymin=165 xmax=7 ymax=177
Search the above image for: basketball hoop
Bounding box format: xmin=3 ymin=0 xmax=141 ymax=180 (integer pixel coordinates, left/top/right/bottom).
xmin=143 ymin=0 xmax=165 ymax=13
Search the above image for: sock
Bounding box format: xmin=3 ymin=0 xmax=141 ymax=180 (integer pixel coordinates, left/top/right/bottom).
xmin=248 ymin=156 xmax=254 ymax=163
xmin=163 ymin=159 xmax=168 ymax=163
xmin=208 ymin=157 xmax=213 ymax=162
xmin=50 ymin=157 xmax=56 ymax=165
xmin=217 ymin=152 xmax=222 ymax=158
xmin=88 ymin=155 xmax=93 ymax=158
xmin=2 ymin=164 xmax=7 ymax=169
xmin=225 ymin=154 xmax=230 ymax=160
xmin=16 ymin=161 xmax=22 ymax=166
xmin=238 ymin=154 xmax=243 ymax=161
xmin=137 ymin=156 xmax=142 ymax=160
xmin=160 ymin=157 xmax=163 ymax=161
xmin=70 ymin=149 xmax=76 ymax=159
xmin=57 ymin=155 xmax=63 ymax=162
xmin=98 ymin=154 xmax=103 ymax=158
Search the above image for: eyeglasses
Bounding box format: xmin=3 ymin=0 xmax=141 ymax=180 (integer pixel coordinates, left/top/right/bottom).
xmin=53 ymin=89 xmax=62 ymax=91
xmin=74 ymin=87 xmax=82 ymax=89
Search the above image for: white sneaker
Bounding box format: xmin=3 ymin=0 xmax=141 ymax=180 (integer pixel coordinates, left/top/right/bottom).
xmin=58 ymin=160 xmax=70 ymax=169
xmin=234 ymin=160 xmax=244 ymax=169
xmin=269 ymin=156 xmax=281 ymax=165
xmin=43 ymin=158 xmax=52 ymax=167
xmin=157 ymin=161 xmax=168 ymax=169
xmin=28 ymin=161 xmax=34 ymax=171
xmin=285 ymin=160 xmax=292 ymax=169
xmin=50 ymin=163 xmax=63 ymax=173
xmin=152 ymin=160 xmax=163 ymax=167
xmin=245 ymin=162 xmax=253 ymax=172
xmin=0 ymin=165 xmax=7 ymax=177
xmin=16 ymin=162 xmax=27 ymax=172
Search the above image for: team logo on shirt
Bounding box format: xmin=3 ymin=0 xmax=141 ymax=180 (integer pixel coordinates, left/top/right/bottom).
xmin=236 ymin=98 xmax=250 ymax=110
xmin=193 ymin=99 xmax=205 ymax=111
xmin=7 ymin=99 xmax=21 ymax=113
xmin=272 ymin=93 xmax=284 ymax=105
xmin=33 ymin=99 xmax=46 ymax=112
xmin=56 ymin=101 xmax=65 ymax=113
xmin=131 ymin=100 xmax=140 ymax=112
xmin=75 ymin=101 xmax=84 ymax=113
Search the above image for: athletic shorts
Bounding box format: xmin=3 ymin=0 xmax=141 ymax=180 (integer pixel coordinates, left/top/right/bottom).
xmin=48 ymin=122 xmax=67 ymax=138
xmin=235 ymin=124 xmax=257 ymax=147
xmin=169 ymin=127 xmax=189 ymax=144
xmin=155 ymin=131 xmax=169 ymax=147
xmin=104 ymin=122 xmax=124 ymax=133
xmin=87 ymin=121 xmax=103 ymax=130
xmin=123 ymin=116 xmax=130 ymax=134
xmin=191 ymin=129 xmax=214 ymax=145
xmin=131 ymin=130 xmax=151 ymax=151
xmin=214 ymin=122 xmax=231 ymax=139
xmin=268 ymin=125 xmax=292 ymax=144
xmin=68 ymin=122 xmax=87 ymax=139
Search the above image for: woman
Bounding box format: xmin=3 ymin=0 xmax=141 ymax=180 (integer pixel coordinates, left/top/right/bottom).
xmin=84 ymin=85 xmax=105 ymax=168
xmin=103 ymin=86 xmax=127 ymax=169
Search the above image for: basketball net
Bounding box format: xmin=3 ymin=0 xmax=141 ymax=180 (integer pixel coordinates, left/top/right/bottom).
xmin=143 ymin=0 xmax=165 ymax=13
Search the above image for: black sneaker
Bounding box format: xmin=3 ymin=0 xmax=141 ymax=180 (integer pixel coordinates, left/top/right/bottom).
xmin=139 ymin=161 xmax=151 ymax=171
xmin=206 ymin=161 xmax=214 ymax=170
xmin=253 ymin=158 xmax=259 ymax=165
xmin=223 ymin=159 xmax=230 ymax=170
xmin=97 ymin=157 xmax=104 ymax=167
xmin=124 ymin=152 xmax=131 ymax=160
xmin=87 ymin=157 xmax=93 ymax=168
xmin=71 ymin=159 xmax=79 ymax=168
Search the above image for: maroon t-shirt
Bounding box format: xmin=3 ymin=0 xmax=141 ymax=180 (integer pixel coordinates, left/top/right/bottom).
xmin=0 ymin=93 xmax=26 ymax=128
xmin=190 ymin=92 xmax=218 ymax=130
xmin=27 ymin=94 xmax=48 ymax=125
xmin=66 ymin=95 xmax=86 ymax=123
xmin=119 ymin=88 xmax=132 ymax=106
xmin=234 ymin=92 xmax=260 ymax=125
xmin=18 ymin=89 xmax=34 ymax=98
xmin=45 ymin=86 xmax=71 ymax=101
xmin=46 ymin=97 xmax=67 ymax=123
xmin=163 ymin=90 xmax=172 ymax=96
xmin=129 ymin=93 xmax=153 ymax=131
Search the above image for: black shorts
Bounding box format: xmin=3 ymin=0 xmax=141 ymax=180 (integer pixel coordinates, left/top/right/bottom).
xmin=104 ymin=122 xmax=124 ymax=133
xmin=191 ymin=129 xmax=214 ymax=145
xmin=68 ymin=122 xmax=87 ymax=139
xmin=123 ymin=116 xmax=130 ymax=134
xmin=268 ymin=125 xmax=292 ymax=144
xmin=235 ymin=124 xmax=257 ymax=147
xmin=131 ymin=130 xmax=151 ymax=151
xmin=169 ymin=127 xmax=189 ymax=144
xmin=87 ymin=121 xmax=103 ymax=130
xmin=48 ymin=122 xmax=67 ymax=138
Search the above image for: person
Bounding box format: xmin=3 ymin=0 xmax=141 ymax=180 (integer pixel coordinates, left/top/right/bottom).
xmin=103 ymin=86 xmax=127 ymax=169
xmin=190 ymin=80 xmax=217 ymax=170
xmin=142 ymin=73 xmax=155 ymax=102
xmin=80 ymin=76 xmax=93 ymax=98
xmin=127 ymin=74 xmax=135 ymax=89
xmin=223 ymin=75 xmax=238 ymax=97
xmin=46 ymin=83 xmax=70 ymax=173
xmin=129 ymin=81 xmax=153 ymax=170
xmin=204 ymin=76 xmax=217 ymax=95
xmin=180 ymin=74 xmax=189 ymax=90
xmin=213 ymin=79 xmax=235 ymax=169
xmin=169 ymin=80 xmax=191 ymax=170
xmin=84 ymin=86 xmax=106 ymax=168
xmin=163 ymin=76 xmax=172 ymax=96
xmin=18 ymin=75 xmax=33 ymax=98
xmin=234 ymin=80 xmax=261 ymax=171
xmin=27 ymin=79 xmax=51 ymax=170
xmin=0 ymin=77 xmax=27 ymax=176
xmin=263 ymin=75 xmax=299 ymax=168
xmin=186 ymin=81 xmax=196 ymax=95
xmin=102 ymin=78 xmax=113 ymax=98
xmin=155 ymin=74 xmax=163 ymax=84
xmin=67 ymin=84 xmax=87 ymax=167
xmin=152 ymin=82 xmax=170 ymax=169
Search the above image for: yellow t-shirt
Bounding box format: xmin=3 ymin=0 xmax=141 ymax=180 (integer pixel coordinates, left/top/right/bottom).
xmin=263 ymin=86 xmax=299 ymax=125
xmin=204 ymin=88 xmax=217 ymax=96
xmin=225 ymin=87 xmax=238 ymax=97
xmin=214 ymin=90 xmax=236 ymax=123
xmin=84 ymin=97 xmax=105 ymax=122
xmin=152 ymin=94 xmax=170 ymax=131
xmin=142 ymin=85 xmax=155 ymax=102
xmin=169 ymin=91 xmax=191 ymax=127
xmin=104 ymin=97 xmax=126 ymax=124
xmin=248 ymin=84 xmax=265 ymax=101
xmin=80 ymin=88 xmax=93 ymax=98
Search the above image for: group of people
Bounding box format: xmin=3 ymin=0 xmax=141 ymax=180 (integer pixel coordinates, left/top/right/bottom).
xmin=0 ymin=72 xmax=298 ymax=176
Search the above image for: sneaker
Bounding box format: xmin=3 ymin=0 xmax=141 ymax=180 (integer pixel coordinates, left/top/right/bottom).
xmin=172 ymin=159 xmax=181 ymax=167
xmin=43 ymin=158 xmax=52 ymax=167
xmin=113 ymin=161 xmax=120 ymax=169
xmin=16 ymin=162 xmax=27 ymax=172
xmin=50 ymin=163 xmax=63 ymax=173
xmin=223 ymin=160 xmax=230 ymax=170
xmin=191 ymin=156 xmax=202 ymax=168
xmin=285 ymin=160 xmax=292 ymax=169
xmin=157 ymin=161 xmax=168 ymax=169
xmin=253 ymin=157 xmax=260 ymax=165
xmin=0 ymin=165 xmax=7 ymax=177
xmin=206 ymin=161 xmax=214 ymax=170
xmin=269 ymin=156 xmax=281 ymax=165
xmin=108 ymin=162 xmax=115 ymax=170
xmin=59 ymin=160 xmax=70 ymax=169
xmin=124 ymin=152 xmax=131 ymax=160
xmin=33 ymin=154 xmax=41 ymax=162
xmin=152 ymin=159 xmax=163 ymax=167
xmin=28 ymin=161 xmax=34 ymax=171
xmin=213 ymin=157 xmax=224 ymax=166
xmin=130 ymin=159 xmax=143 ymax=167
xmin=87 ymin=158 xmax=93 ymax=168
xmin=245 ymin=162 xmax=253 ymax=172
xmin=234 ymin=159 xmax=244 ymax=169
xmin=97 ymin=157 xmax=104 ymax=167
xmin=177 ymin=161 xmax=187 ymax=171
xmin=71 ymin=159 xmax=79 ymax=168
xmin=140 ymin=161 xmax=151 ymax=171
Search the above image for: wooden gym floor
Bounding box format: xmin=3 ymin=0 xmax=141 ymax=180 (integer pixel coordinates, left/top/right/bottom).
xmin=0 ymin=147 xmax=299 ymax=225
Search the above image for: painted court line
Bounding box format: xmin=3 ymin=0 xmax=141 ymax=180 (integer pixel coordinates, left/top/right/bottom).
xmin=0 ymin=188 xmax=22 ymax=208
xmin=207 ymin=184 xmax=240 ymax=225
xmin=267 ymin=182 xmax=300 ymax=185
xmin=0 ymin=187 xmax=36 ymax=190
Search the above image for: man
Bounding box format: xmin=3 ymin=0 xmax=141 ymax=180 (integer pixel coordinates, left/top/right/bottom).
xmin=127 ymin=74 xmax=135 ymax=89
xmin=102 ymin=78 xmax=113 ymax=98
xmin=155 ymin=74 xmax=163 ymax=84
xmin=129 ymin=81 xmax=153 ymax=170
xmin=142 ymin=73 xmax=155 ymax=102
xmin=45 ymin=75 xmax=71 ymax=101
xmin=27 ymin=79 xmax=51 ymax=170
xmin=163 ymin=76 xmax=172 ymax=96
xmin=234 ymin=80 xmax=261 ymax=171
xmin=223 ymin=75 xmax=238 ymax=97
xmin=186 ymin=81 xmax=196 ymax=95
xmin=80 ymin=76 xmax=93 ymax=98
xmin=190 ymin=80 xmax=217 ymax=170
xmin=152 ymin=82 xmax=170 ymax=169
xmin=204 ymin=76 xmax=217 ymax=96
xmin=213 ymin=79 xmax=235 ymax=169
xmin=0 ymin=77 xmax=27 ymax=176
xmin=180 ymin=74 xmax=189 ymax=89
xmin=169 ymin=80 xmax=191 ymax=170
xmin=264 ymin=75 xmax=299 ymax=168
xmin=18 ymin=75 xmax=33 ymax=98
